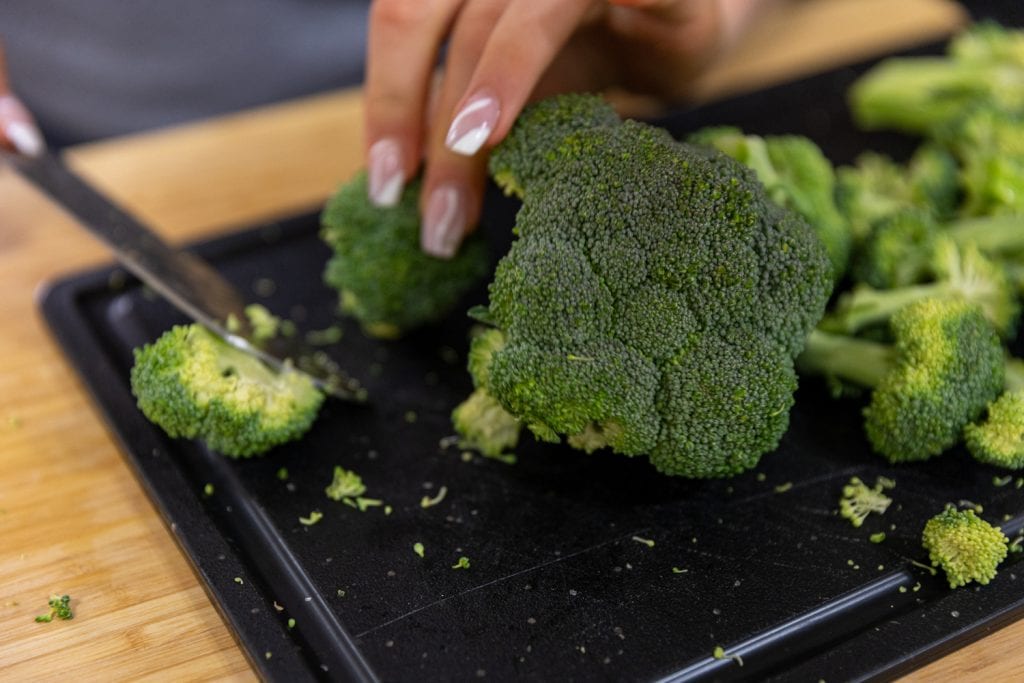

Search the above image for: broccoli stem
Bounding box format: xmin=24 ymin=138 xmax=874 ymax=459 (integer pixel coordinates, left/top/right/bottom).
xmin=949 ymin=215 xmax=1024 ymax=256
xmin=797 ymin=329 xmax=896 ymax=388
xmin=821 ymin=282 xmax=961 ymax=334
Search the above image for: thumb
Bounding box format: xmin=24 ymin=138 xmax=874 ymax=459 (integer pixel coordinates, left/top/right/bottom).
xmin=0 ymin=44 xmax=45 ymax=156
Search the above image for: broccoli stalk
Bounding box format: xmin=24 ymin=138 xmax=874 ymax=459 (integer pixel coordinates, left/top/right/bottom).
xmin=922 ymin=506 xmax=1009 ymax=589
xmin=823 ymin=238 xmax=1019 ymax=338
xmin=452 ymin=94 xmax=832 ymax=478
xmin=798 ymin=298 xmax=1005 ymax=462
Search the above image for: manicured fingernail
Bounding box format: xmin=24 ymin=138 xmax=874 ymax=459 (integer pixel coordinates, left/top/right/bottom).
xmin=422 ymin=183 xmax=466 ymax=259
xmin=0 ymin=95 xmax=45 ymax=157
xmin=445 ymin=91 xmax=500 ymax=157
xmin=367 ymin=137 xmax=403 ymax=207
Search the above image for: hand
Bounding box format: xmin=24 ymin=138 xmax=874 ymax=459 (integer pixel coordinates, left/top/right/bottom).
xmin=363 ymin=0 xmax=763 ymax=258
xmin=0 ymin=42 xmax=45 ymax=156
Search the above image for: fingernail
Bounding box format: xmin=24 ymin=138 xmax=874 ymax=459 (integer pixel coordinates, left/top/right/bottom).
xmin=0 ymin=95 xmax=45 ymax=157
xmin=445 ymin=91 xmax=500 ymax=157
xmin=422 ymin=183 xmax=466 ymax=259
xmin=367 ymin=138 xmax=403 ymax=207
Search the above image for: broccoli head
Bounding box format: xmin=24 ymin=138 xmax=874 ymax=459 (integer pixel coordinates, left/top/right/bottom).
xmin=131 ymin=324 xmax=324 ymax=457
xmin=799 ymin=298 xmax=1004 ymax=462
xmin=320 ymin=171 xmax=490 ymax=339
xmin=921 ymin=505 xmax=1008 ymax=589
xmin=454 ymin=94 xmax=832 ymax=478
xmin=689 ymin=126 xmax=851 ymax=279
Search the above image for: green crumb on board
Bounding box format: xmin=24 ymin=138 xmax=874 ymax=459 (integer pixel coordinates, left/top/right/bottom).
xmin=413 ymin=542 xmax=425 ymax=558
xmin=277 ymin=467 xmax=289 ymax=481
xmin=452 ymin=556 xmax=471 ymax=570
xmin=287 ymin=618 xmax=296 ymax=629
xmin=421 ymin=486 xmax=448 ymax=509
xmin=870 ymin=532 xmax=886 ymax=543
xmin=712 ymin=645 xmax=743 ymax=666
xmin=234 ymin=577 xmax=244 ymax=585
xmin=299 ymin=511 xmax=323 ymax=526
xmin=774 ymin=482 xmax=794 ymax=493
xmin=631 ymin=536 xmax=655 ymax=548
xmin=34 ymin=594 xmax=72 ymax=623
xmin=203 ymin=483 xmax=214 ymax=497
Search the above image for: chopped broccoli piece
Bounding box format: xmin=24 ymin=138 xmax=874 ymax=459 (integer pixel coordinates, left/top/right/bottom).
xmin=631 ymin=536 xmax=655 ymax=548
xmin=455 ymin=94 xmax=832 ymax=478
xmin=244 ymin=304 xmax=283 ymax=344
xmin=922 ymin=505 xmax=1008 ymax=588
xmin=965 ymin=362 xmax=1024 ymax=469
xmin=452 ymin=556 xmax=471 ymax=570
xmin=870 ymin=532 xmax=887 ymax=543
xmin=34 ymin=594 xmax=72 ymax=623
xmin=839 ymin=476 xmax=894 ymax=527
xmin=413 ymin=542 xmax=425 ymax=558
xmin=130 ymin=324 xmax=324 ymax=457
xmin=689 ymin=126 xmax=851 ymax=279
xmin=848 ymin=23 xmax=1024 ymax=137
xmin=320 ymin=171 xmax=490 ymax=338
xmin=325 ymin=465 xmax=366 ymax=501
xmin=420 ymin=486 xmax=448 ymax=509
xmin=799 ymin=298 xmax=1005 ymax=462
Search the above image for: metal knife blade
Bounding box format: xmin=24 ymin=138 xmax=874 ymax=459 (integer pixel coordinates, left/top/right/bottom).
xmin=6 ymin=150 xmax=364 ymax=401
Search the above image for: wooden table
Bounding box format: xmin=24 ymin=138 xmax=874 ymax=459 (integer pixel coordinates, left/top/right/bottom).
xmin=1 ymin=1 xmax=1016 ymax=679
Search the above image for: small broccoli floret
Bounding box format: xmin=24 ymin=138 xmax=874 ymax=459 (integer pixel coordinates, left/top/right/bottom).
xmin=34 ymin=594 xmax=73 ymax=623
xmin=320 ymin=172 xmax=489 ymax=339
xmin=966 ymin=390 xmax=1024 ymax=469
xmin=852 ymin=209 xmax=940 ymax=289
xmin=799 ymin=298 xmax=1005 ymax=462
xmin=689 ymin=127 xmax=851 ymax=279
xmin=454 ymin=94 xmax=832 ymax=478
xmin=848 ymin=23 xmax=1024 ymax=137
xmin=325 ymin=465 xmax=366 ymax=500
xmin=824 ymin=238 xmax=1019 ymax=338
xmin=922 ymin=505 xmax=1008 ymax=588
xmin=940 ymin=108 xmax=1024 ymax=217
xmin=131 ymin=324 xmax=324 ymax=457
xmin=839 ymin=476 xmax=894 ymax=527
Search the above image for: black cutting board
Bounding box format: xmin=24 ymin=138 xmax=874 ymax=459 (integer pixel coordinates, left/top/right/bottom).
xmin=39 ymin=18 xmax=1024 ymax=683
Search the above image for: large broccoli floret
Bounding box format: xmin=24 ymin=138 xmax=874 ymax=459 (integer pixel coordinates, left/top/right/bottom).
xmin=320 ymin=172 xmax=490 ymax=339
xmin=921 ymin=505 xmax=1009 ymax=589
xmin=453 ymin=94 xmax=832 ymax=478
xmin=688 ymin=126 xmax=851 ymax=279
xmin=848 ymin=22 xmax=1024 ymax=137
xmin=798 ymin=298 xmax=1004 ymax=462
xmin=131 ymin=324 xmax=324 ymax=457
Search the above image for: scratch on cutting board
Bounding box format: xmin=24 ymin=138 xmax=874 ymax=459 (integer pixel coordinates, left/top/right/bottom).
xmin=355 ymin=530 xmax=645 ymax=639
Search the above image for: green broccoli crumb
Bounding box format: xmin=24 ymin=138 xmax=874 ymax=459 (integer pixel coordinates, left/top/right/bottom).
xmin=870 ymin=532 xmax=886 ymax=543
xmin=452 ymin=556 xmax=471 ymax=570
xmin=994 ymin=475 xmax=1014 ymax=487
xmin=712 ymin=645 xmax=744 ymax=666
xmin=404 ymin=411 xmax=418 ymax=423
xmin=299 ymin=511 xmax=323 ymax=526
xmin=34 ymin=594 xmax=72 ymax=623
xmin=774 ymin=482 xmax=794 ymax=493
xmin=839 ymin=476 xmax=894 ymax=527
xmin=287 ymin=618 xmax=296 ymax=629
xmin=265 ymin=651 xmax=272 ymax=660
xmin=413 ymin=542 xmax=425 ymax=558
xmin=234 ymin=577 xmax=244 ymax=585
xmin=203 ymin=483 xmax=214 ymax=497
xmin=305 ymin=325 xmax=343 ymax=346
xmin=277 ymin=467 xmax=289 ymax=481
xmin=420 ymin=486 xmax=448 ymax=509
xmin=631 ymin=536 xmax=655 ymax=548
xmin=325 ymin=466 xmax=367 ymax=501
xmin=672 ymin=567 xmax=688 ymax=574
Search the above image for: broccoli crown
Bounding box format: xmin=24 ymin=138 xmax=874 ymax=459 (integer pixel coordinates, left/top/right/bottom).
xmin=130 ymin=324 xmax=324 ymax=457
xmin=838 ymin=475 xmax=894 ymax=528
xmin=853 ymin=208 xmax=939 ymax=289
xmin=864 ymin=298 xmax=1004 ymax=462
xmin=320 ymin=172 xmax=490 ymax=338
xmin=965 ymin=389 xmax=1024 ymax=469
xmin=689 ymin=127 xmax=851 ymax=279
xmin=921 ymin=505 xmax=1008 ymax=589
xmin=461 ymin=94 xmax=832 ymax=478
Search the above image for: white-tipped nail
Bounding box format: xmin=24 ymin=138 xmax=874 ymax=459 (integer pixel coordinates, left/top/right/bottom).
xmin=422 ymin=184 xmax=465 ymax=258
xmin=5 ymin=121 xmax=44 ymax=157
xmin=445 ymin=92 xmax=500 ymax=157
xmin=368 ymin=138 xmax=403 ymax=207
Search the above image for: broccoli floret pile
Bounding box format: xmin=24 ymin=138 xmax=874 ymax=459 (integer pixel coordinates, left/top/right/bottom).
xmin=131 ymin=324 xmax=324 ymax=457
xmin=321 ymin=171 xmax=490 ymax=339
xmin=453 ymin=94 xmax=832 ymax=478
xmin=921 ymin=505 xmax=1009 ymax=588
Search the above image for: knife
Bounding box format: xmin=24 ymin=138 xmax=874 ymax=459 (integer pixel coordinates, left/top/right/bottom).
xmin=5 ymin=150 xmax=365 ymax=401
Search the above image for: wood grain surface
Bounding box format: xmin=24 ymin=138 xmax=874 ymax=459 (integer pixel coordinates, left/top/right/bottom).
xmin=2 ymin=1 xmax=1009 ymax=680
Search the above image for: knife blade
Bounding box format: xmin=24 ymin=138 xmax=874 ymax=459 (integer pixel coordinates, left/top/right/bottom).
xmin=5 ymin=150 xmax=364 ymax=401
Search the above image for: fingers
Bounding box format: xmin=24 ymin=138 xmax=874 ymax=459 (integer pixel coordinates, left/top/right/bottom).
xmin=0 ymin=43 xmax=45 ymax=157
xmin=363 ymin=0 xmax=462 ymax=206
xmin=417 ymin=0 xmax=598 ymax=258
